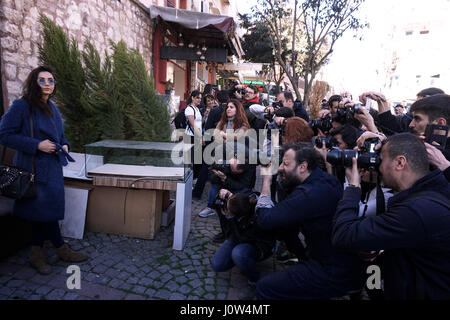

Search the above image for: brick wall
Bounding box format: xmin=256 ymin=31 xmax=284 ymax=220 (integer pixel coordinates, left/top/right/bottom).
xmin=0 ymin=0 xmax=153 ymax=109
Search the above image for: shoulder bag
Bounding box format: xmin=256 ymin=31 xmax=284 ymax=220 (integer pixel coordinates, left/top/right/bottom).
xmin=0 ymin=111 xmax=36 ymax=199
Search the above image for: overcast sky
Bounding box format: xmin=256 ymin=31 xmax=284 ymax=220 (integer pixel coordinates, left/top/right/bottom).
xmin=237 ymin=0 xmax=450 ymax=101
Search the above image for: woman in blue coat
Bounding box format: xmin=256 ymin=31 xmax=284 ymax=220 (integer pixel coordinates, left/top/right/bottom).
xmin=0 ymin=66 xmax=88 ymax=274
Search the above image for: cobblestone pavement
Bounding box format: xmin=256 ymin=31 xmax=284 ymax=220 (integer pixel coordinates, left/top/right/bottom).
xmin=0 ymin=183 xmax=289 ymax=300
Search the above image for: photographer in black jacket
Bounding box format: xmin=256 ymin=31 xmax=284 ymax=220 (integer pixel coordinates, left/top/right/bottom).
xmin=360 ymin=88 xmax=445 ymax=135
xmin=333 ymin=133 xmax=450 ymax=299
xmin=211 ymin=192 xmax=276 ymax=299
xmin=255 ymin=143 xmax=364 ymax=299
xmin=204 ymin=143 xmax=256 ymax=243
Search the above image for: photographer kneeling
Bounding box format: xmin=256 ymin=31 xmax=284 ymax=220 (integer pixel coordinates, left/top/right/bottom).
xmin=255 ymin=143 xmax=364 ymax=299
xmin=211 ymin=191 xmax=276 ymax=300
xmin=333 ymin=133 xmax=450 ymax=299
xmin=201 ymin=149 xmax=256 ymax=243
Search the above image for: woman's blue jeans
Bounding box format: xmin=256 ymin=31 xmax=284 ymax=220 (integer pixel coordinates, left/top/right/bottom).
xmin=207 ymin=183 xmax=219 ymax=208
xmin=211 ymin=236 xmax=260 ymax=282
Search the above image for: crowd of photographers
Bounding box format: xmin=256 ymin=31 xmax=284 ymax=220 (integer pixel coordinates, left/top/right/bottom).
xmin=178 ymin=83 xmax=450 ymax=300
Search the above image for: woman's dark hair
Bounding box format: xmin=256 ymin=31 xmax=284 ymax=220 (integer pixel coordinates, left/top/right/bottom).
xmin=187 ymin=90 xmax=201 ymax=105
xmin=227 ymin=193 xmax=257 ymax=218
xmin=203 ymin=94 xmax=215 ymax=106
xmin=22 ymin=65 xmax=55 ymax=116
xmin=203 ymin=84 xmax=213 ymax=96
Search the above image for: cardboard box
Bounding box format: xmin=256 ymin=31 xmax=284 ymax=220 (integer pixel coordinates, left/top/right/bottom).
xmin=85 ymin=186 xmax=163 ymax=239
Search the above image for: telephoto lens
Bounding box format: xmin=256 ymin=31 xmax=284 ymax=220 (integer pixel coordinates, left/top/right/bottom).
xmin=326 ymin=147 xmax=358 ymax=167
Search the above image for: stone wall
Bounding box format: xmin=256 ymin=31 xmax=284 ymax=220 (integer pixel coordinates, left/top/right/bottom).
xmin=0 ymin=0 xmax=153 ymax=108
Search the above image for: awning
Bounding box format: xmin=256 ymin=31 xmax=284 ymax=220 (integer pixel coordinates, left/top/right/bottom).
xmin=149 ymin=5 xmax=244 ymax=59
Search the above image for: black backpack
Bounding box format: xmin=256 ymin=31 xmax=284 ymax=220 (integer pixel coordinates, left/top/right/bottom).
xmin=172 ymin=106 xmax=197 ymax=132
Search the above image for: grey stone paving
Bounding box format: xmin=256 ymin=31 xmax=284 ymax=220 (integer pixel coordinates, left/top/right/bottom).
xmin=0 ymin=183 xmax=289 ymax=300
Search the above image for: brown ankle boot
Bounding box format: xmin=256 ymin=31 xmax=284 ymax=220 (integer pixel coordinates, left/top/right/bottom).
xmin=29 ymin=246 xmax=52 ymax=275
xmin=56 ymin=244 xmax=89 ymax=262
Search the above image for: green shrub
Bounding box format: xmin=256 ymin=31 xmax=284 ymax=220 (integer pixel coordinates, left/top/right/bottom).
xmin=38 ymin=15 xmax=170 ymax=152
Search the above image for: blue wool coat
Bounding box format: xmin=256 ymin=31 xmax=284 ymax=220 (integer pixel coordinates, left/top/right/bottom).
xmin=0 ymin=99 xmax=70 ymax=222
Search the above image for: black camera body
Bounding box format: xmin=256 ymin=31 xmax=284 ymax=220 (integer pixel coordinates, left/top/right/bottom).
xmin=264 ymin=112 xmax=275 ymax=121
xmin=332 ymin=107 xmax=362 ymax=128
xmin=357 ymin=138 xmax=381 ymax=170
xmin=312 ymin=136 xmax=336 ymax=149
xmin=309 ymin=115 xmax=333 ymax=135
xmin=211 ymin=163 xmax=230 ymax=174
xmin=213 ymin=192 xmax=229 ymax=212
xmin=272 ymin=101 xmax=283 ymax=109
xmin=209 ymin=163 xmax=230 ymax=185
xmin=326 ymin=138 xmax=381 ymax=170
xmin=425 ymin=124 xmax=449 ymax=151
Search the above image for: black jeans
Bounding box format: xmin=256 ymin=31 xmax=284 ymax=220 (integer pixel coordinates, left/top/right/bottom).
xmin=31 ymin=221 xmax=64 ymax=248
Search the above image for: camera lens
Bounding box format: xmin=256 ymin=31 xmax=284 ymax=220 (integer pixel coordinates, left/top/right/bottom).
xmin=326 ymin=148 xmax=357 ymax=167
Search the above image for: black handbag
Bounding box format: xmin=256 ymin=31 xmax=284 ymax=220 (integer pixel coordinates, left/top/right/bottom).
xmin=0 ymin=112 xmax=36 ymax=199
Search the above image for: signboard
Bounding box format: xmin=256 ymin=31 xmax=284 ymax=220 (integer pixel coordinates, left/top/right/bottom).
xmin=242 ymin=80 xmax=265 ymax=85
xmin=161 ymin=46 xmax=227 ymax=63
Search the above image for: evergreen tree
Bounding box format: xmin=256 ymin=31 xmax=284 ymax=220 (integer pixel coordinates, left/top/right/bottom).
xmin=38 ymin=16 xmax=170 ymax=149
xmin=81 ymin=42 xmax=124 ymax=140
xmin=38 ymin=15 xmax=97 ymax=152
xmin=111 ymin=41 xmax=170 ymax=142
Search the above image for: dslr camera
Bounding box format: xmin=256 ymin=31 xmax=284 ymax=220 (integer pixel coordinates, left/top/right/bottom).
xmin=213 ymin=191 xmax=229 ymax=212
xmin=309 ymin=114 xmax=333 ymax=135
xmin=209 ymin=163 xmax=231 ymax=185
xmin=312 ymin=136 xmax=336 ymax=149
xmin=326 ymin=138 xmax=381 ymax=170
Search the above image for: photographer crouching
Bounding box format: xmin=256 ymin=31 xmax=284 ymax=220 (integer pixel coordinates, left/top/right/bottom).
xmin=211 ymin=192 xmax=276 ymax=300
xmin=203 ymin=146 xmax=256 ymax=243
xmin=254 ymin=143 xmax=364 ymax=299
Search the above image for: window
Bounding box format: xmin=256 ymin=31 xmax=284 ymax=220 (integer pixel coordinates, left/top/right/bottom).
xmin=405 ymin=30 xmax=413 ymax=36
xmin=420 ymin=30 xmax=429 ymax=34
xmin=166 ymin=0 xmax=175 ymax=8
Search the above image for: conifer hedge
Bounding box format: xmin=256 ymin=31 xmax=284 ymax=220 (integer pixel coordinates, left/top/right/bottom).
xmin=38 ymin=15 xmax=170 ymax=152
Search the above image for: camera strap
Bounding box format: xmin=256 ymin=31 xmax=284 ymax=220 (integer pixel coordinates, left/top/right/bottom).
xmin=376 ymin=173 xmax=386 ymax=215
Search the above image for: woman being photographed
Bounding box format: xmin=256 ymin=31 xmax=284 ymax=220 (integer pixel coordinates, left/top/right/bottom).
xmin=0 ymin=66 xmax=88 ymax=275
xmin=213 ymin=99 xmax=250 ymax=143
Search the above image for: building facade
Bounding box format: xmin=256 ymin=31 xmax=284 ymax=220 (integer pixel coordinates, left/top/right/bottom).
xmin=0 ymin=0 xmax=154 ymax=113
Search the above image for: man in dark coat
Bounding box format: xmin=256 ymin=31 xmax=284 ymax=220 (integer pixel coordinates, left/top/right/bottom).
xmin=369 ymin=87 xmax=445 ymax=135
xmin=333 ymin=133 xmax=450 ymax=299
xmin=408 ymin=93 xmax=450 ymax=161
xmin=255 ymin=143 xmax=364 ymax=299
xmin=241 ymin=85 xmax=266 ymax=132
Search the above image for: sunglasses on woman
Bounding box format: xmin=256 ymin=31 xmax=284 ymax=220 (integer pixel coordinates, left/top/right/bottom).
xmin=37 ymin=77 xmax=55 ymax=86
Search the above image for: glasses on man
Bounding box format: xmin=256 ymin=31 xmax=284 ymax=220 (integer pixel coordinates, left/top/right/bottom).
xmin=38 ymin=77 xmax=55 ymax=86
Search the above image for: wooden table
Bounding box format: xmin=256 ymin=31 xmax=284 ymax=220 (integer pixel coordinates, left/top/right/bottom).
xmin=88 ymin=164 xmax=192 ymax=250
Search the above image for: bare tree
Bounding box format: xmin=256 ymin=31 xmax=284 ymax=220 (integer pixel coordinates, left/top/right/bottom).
xmin=309 ymin=80 xmax=328 ymax=119
xmin=300 ymin=0 xmax=367 ymax=106
xmin=253 ymin=0 xmax=366 ymax=105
